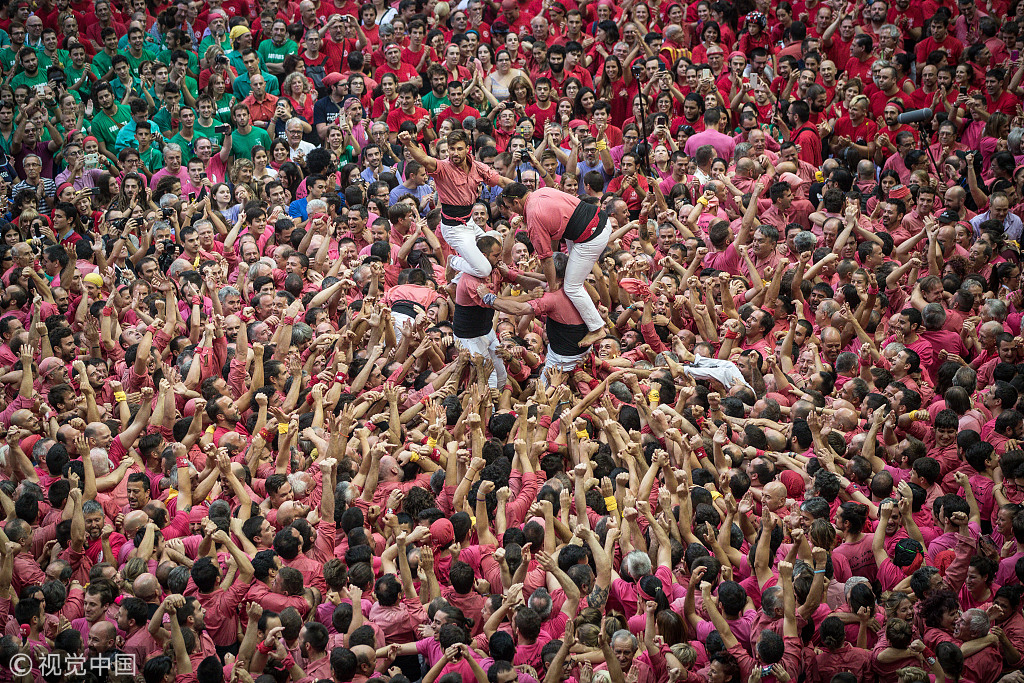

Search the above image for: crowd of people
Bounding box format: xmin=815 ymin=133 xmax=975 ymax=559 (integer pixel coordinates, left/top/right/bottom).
xmin=0 ymin=0 xmax=1023 ymax=681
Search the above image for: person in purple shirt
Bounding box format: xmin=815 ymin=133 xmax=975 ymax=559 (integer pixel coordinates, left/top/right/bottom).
xmin=683 ymin=107 xmax=736 ymax=161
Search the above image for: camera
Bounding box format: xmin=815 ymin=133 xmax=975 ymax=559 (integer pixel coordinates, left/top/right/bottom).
xmin=631 ymin=63 xmax=644 ymax=78
xmin=162 ymin=239 xmax=178 ymax=254
xmin=215 ymin=54 xmax=229 ymax=67
xmin=161 ymin=207 xmax=175 ymax=218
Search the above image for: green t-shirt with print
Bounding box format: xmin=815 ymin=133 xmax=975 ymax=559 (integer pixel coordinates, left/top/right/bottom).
xmin=10 ymin=69 xmax=46 ymax=94
xmin=194 ymin=120 xmax=224 ymax=147
xmin=137 ymin=143 xmax=163 ymax=174
xmin=231 ymin=126 xmax=272 ymax=160
xmin=257 ymin=38 xmax=296 ymax=70
xmin=422 ymin=91 xmax=451 ymax=119
xmin=120 ymin=48 xmax=156 ymax=77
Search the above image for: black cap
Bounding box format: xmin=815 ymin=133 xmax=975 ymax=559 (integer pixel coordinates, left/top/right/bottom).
xmin=937 ymin=209 xmax=960 ymax=224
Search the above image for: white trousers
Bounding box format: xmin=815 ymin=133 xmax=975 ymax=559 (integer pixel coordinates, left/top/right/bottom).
xmin=539 ymin=346 xmax=588 ymax=386
xmin=439 ymin=218 xmax=491 ymax=278
xmin=454 ymin=330 xmax=507 ymax=389
xmin=563 ymin=220 xmax=612 ymax=332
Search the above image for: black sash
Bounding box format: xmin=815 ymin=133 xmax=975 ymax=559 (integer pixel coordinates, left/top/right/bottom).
xmin=441 ymin=203 xmax=473 ymax=224
xmin=547 ymin=318 xmax=590 ymax=356
xmin=564 ymin=201 xmax=608 ymax=243
xmin=453 ymin=302 xmax=494 ymax=338
xmin=390 ymin=300 xmax=425 ymax=318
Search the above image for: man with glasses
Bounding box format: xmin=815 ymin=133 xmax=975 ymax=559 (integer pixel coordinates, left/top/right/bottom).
xmin=55 ymin=143 xmax=105 ymax=190
xmin=572 ymin=134 xmax=613 ymax=197
xmin=11 ymin=155 xmax=55 ymax=213
xmin=12 ymin=102 xmax=58 ymax=178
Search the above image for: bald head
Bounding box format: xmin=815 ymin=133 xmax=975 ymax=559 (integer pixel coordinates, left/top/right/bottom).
xmin=834 ymin=408 xmax=858 ymax=432
xmin=133 ymin=573 xmax=160 ymax=601
xmin=352 ymin=645 xmax=376 ymax=669
xmin=123 ymin=511 xmax=149 ymax=537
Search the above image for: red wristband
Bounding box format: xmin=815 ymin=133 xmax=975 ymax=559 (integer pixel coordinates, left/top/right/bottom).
xmin=102 ymin=306 xmax=113 ymax=317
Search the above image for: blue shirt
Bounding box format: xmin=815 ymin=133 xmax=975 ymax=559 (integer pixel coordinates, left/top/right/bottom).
xmin=389 ymin=182 xmax=433 ymax=214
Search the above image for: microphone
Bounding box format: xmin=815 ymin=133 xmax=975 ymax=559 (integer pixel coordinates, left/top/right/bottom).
xmin=897 ymin=108 xmax=933 ymax=125
xmin=462 ymin=116 xmax=477 ymax=131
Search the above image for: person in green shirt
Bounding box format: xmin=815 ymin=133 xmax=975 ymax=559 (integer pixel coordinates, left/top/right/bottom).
xmin=168 ymin=106 xmax=199 ymax=164
xmin=63 ymin=43 xmax=96 ymax=97
xmin=0 ymin=23 xmax=25 ymax=74
xmin=120 ymin=27 xmax=155 ymax=78
xmin=233 ymin=49 xmax=280 ymax=101
xmin=89 ymin=83 xmax=132 ymax=164
xmin=152 ymin=83 xmax=184 ymax=138
xmin=421 ymin=69 xmax=451 ymax=119
xmin=257 ymin=20 xmax=297 ymax=77
xmin=0 ymin=102 xmax=15 ymax=156
xmin=229 ymin=103 xmax=272 ymax=160
xmin=193 ymin=96 xmax=223 ymax=146
xmin=10 ymin=48 xmax=46 ymax=95
xmin=166 ymin=53 xmax=199 ymax=106
xmin=91 ymin=28 xmax=120 ymax=81
xmin=156 ymin=29 xmax=199 ymax=76
xmin=134 ymin=125 xmax=163 ymax=175
xmin=110 ymin=56 xmax=143 ymax=104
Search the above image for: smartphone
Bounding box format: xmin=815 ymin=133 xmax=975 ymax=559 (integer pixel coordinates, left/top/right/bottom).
xmin=214 ymin=124 xmax=231 ymax=135
xmin=750 ymin=73 xmax=759 ymax=89
xmin=702 ymin=68 xmax=712 ymax=80
xmin=188 ymin=191 xmax=196 ymax=201
xmin=960 ymin=86 xmax=968 ymax=95
xmin=84 ymin=152 xmax=99 ymax=170
xmin=90 ymin=186 xmax=101 ymax=196
xmin=1014 ymin=49 xmax=1021 ymax=60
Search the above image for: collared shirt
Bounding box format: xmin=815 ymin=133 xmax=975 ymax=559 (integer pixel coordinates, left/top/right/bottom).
xmin=971 ymin=210 xmax=1024 ymax=241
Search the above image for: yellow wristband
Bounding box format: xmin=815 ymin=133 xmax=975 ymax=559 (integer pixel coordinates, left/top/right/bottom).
xmin=649 ymin=390 xmax=660 ymax=403
xmin=278 ymin=423 xmax=289 ymax=434
xmin=427 ymin=437 xmax=437 ymax=449
xmin=409 ymin=452 xmax=420 ymax=462
xmin=205 ymin=426 xmax=215 ymax=434
xmin=604 ymin=496 xmax=618 ymax=511
xmin=113 ymin=391 xmax=127 ymax=403
xmin=596 ymin=140 xmax=607 ymax=151
xmin=576 ymin=429 xmax=589 ymax=439
xmin=697 ymin=196 xmax=709 ymax=206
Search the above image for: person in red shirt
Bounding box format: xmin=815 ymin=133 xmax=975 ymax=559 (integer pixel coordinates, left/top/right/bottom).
xmin=378 ymin=42 xmax=422 ymax=89
xmin=831 ymin=94 xmax=877 ymax=160
xmin=525 ymin=78 xmax=558 ymax=140
xmin=984 ymin=67 xmax=1019 ymax=115
xmin=845 ymin=34 xmax=875 ymax=87
xmin=387 ymin=84 xmax=434 ymax=145
xmin=436 ymin=81 xmax=481 ymax=130
xmin=915 ymin=15 xmax=964 ymax=72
